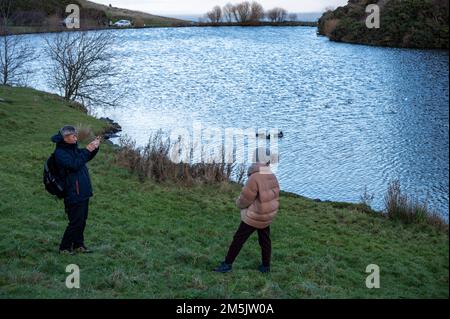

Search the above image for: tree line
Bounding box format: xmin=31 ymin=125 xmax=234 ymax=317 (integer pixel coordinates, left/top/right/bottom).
xmin=203 ymin=1 xmax=298 ymax=24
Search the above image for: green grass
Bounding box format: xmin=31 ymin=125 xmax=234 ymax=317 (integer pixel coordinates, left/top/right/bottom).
xmin=0 ymin=85 xmax=448 ymax=298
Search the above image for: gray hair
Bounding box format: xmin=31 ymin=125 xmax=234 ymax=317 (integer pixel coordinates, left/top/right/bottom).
xmin=59 ymin=125 xmax=77 ymax=136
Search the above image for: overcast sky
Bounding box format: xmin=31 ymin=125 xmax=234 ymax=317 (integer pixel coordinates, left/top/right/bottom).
xmin=91 ymin=0 xmax=348 ymax=15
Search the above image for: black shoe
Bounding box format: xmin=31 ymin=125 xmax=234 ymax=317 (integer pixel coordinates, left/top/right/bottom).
xmin=258 ymin=264 xmax=270 ymax=273
xmin=213 ymin=261 xmax=232 ymax=273
xmin=74 ymin=246 xmax=93 ymax=254
xmin=59 ymin=249 xmax=74 ymax=255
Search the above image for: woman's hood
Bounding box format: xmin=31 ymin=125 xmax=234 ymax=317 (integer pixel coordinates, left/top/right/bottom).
xmin=247 ymin=163 xmax=271 ymax=176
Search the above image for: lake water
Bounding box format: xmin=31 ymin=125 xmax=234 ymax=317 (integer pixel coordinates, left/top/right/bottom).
xmin=25 ymin=27 xmax=449 ymax=217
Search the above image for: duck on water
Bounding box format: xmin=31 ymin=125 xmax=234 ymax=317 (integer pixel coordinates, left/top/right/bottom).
xmin=256 ymin=131 xmax=284 ymax=139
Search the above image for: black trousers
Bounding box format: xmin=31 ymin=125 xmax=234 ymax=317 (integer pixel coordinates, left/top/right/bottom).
xmin=60 ymin=199 xmax=89 ymax=250
xmin=225 ymin=221 xmax=271 ymax=267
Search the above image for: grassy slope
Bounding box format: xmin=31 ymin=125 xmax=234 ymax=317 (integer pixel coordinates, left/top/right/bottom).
xmin=4 ymin=0 xmax=188 ymax=35
xmin=0 ymin=86 xmax=448 ymax=299
xmin=78 ymin=0 xmax=188 ymax=26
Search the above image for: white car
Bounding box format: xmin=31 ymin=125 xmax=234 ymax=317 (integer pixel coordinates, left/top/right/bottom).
xmin=62 ymin=16 xmax=80 ymax=27
xmin=113 ymin=20 xmax=132 ymax=27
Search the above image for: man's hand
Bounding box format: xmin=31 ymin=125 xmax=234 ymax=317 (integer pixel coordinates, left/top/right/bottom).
xmin=86 ymin=142 xmax=96 ymax=152
xmin=86 ymin=137 xmax=100 ymax=152
xmin=93 ymin=136 xmax=102 ymax=148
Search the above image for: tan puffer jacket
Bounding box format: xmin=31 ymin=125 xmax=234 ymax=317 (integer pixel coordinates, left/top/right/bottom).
xmin=236 ymin=163 xmax=280 ymax=229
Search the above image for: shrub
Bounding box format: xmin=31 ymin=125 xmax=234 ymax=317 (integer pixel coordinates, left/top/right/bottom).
xmin=384 ymin=180 xmax=448 ymax=233
xmin=115 ymin=130 xmax=247 ymax=186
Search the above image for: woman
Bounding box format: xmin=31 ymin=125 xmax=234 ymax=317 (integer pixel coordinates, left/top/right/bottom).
xmin=214 ymin=147 xmax=280 ymax=273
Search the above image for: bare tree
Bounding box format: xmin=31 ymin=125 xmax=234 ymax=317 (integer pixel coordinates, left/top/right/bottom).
xmin=249 ymin=2 xmax=264 ymax=22
xmin=235 ymin=1 xmax=251 ymax=23
xmin=288 ymin=13 xmax=298 ymax=22
xmin=206 ymin=5 xmax=222 ymax=24
xmin=267 ymin=7 xmax=288 ymax=23
xmin=278 ymin=8 xmax=288 ymax=22
xmin=266 ymin=8 xmax=277 ymax=22
xmin=45 ymin=31 xmax=122 ymax=108
xmin=231 ymin=4 xmax=240 ymax=22
xmin=223 ymin=3 xmax=234 ymax=23
xmin=0 ymin=34 xmax=36 ymax=86
xmin=0 ymin=0 xmax=36 ymax=86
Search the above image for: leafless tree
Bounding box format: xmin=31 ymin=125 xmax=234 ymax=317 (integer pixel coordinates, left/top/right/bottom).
xmin=206 ymin=5 xmax=222 ymax=24
xmin=0 ymin=34 xmax=36 ymax=86
xmin=0 ymin=0 xmax=36 ymax=86
xmin=266 ymin=8 xmax=277 ymax=22
xmin=45 ymin=30 xmax=123 ymax=108
xmin=223 ymin=3 xmax=234 ymax=23
xmin=235 ymin=1 xmax=251 ymax=23
xmin=249 ymin=2 xmax=264 ymax=22
xmin=267 ymin=7 xmax=288 ymax=23
xmin=277 ymin=9 xmax=288 ymax=22
xmin=231 ymin=4 xmax=240 ymax=22
xmin=288 ymin=13 xmax=298 ymax=22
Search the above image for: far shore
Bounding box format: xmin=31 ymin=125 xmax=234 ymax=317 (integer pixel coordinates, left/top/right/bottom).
xmin=2 ymin=21 xmax=318 ymax=36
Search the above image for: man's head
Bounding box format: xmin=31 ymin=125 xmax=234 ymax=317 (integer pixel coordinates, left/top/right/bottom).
xmin=60 ymin=125 xmax=78 ymax=144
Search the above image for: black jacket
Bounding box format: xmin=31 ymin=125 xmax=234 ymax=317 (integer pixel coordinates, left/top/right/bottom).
xmin=51 ymin=133 xmax=99 ymax=204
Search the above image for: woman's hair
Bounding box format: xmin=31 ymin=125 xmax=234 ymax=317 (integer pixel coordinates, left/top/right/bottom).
xmin=252 ymin=147 xmax=278 ymax=165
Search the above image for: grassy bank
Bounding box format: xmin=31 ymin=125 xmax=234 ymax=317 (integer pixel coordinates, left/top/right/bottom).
xmin=0 ymin=0 xmax=189 ymax=35
xmin=0 ymin=86 xmax=448 ymax=298
xmin=77 ymin=0 xmax=188 ymax=27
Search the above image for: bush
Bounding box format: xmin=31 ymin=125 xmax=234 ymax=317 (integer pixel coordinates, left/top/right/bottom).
xmin=115 ymin=130 xmax=247 ymax=186
xmin=384 ymin=180 xmax=448 ymax=233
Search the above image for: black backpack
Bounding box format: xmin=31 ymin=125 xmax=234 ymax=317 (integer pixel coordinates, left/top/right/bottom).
xmin=43 ymin=153 xmax=66 ymax=199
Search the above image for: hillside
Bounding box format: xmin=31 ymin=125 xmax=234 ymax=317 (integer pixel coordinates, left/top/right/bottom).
xmin=0 ymin=85 xmax=448 ymax=298
xmin=318 ymin=0 xmax=449 ymax=49
xmin=0 ymin=0 xmax=188 ymax=34
xmin=77 ymin=0 xmax=189 ymax=27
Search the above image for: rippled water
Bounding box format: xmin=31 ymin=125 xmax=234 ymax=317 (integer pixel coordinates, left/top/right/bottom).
xmin=25 ymin=27 xmax=449 ymax=217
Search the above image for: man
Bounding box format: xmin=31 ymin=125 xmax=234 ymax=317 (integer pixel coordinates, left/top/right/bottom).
xmin=51 ymin=125 xmax=101 ymax=254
